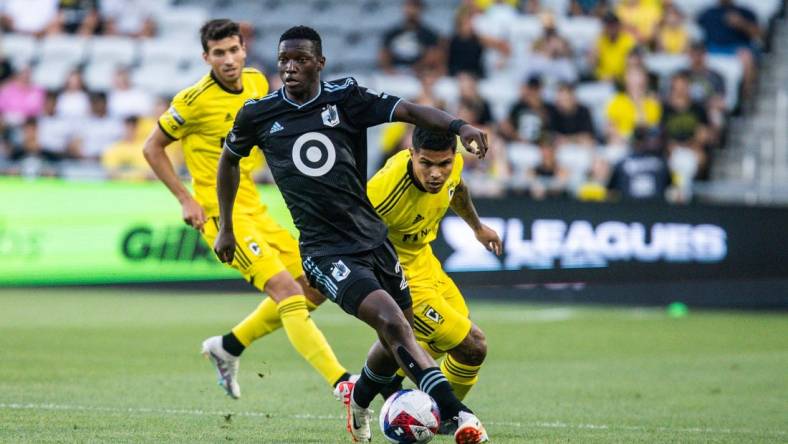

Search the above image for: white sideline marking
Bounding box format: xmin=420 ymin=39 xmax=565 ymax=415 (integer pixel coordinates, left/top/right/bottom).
xmin=0 ymin=402 xmax=784 ymax=437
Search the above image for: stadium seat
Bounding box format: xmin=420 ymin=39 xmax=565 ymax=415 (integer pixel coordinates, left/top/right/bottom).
xmin=599 ymin=143 xmax=629 ymax=165
xmin=83 ymin=60 xmax=119 ymax=92
xmin=557 ymin=17 xmax=601 ymax=55
xmin=686 ymin=21 xmax=704 ymax=42
xmin=739 ymin=0 xmax=781 ymax=26
xmin=507 ymin=142 xmax=541 ymax=191
xmin=421 ymin=4 xmax=455 ymax=36
xmin=478 ymin=74 xmax=520 ymax=122
xmin=361 ymin=1 xmax=403 ymax=27
xmin=38 ymin=116 xmax=76 ymax=153
xmin=644 ymin=53 xmax=690 ymax=80
xmin=540 ymin=0 xmax=570 ymax=15
xmin=575 ymin=81 xmax=615 ymax=136
xmin=309 ymin=2 xmax=361 ymax=32
xmin=39 ymin=35 xmax=88 ymax=67
xmin=87 ymin=36 xmax=138 ymax=67
xmin=556 ymin=143 xmax=594 ymax=190
xmin=707 ymin=54 xmax=743 ymax=110
xmin=371 ymin=73 xmax=421 ymax=101
xmin=256 ymin=2 xmax=314 ymax=29
xmin=210 ymin=1 xmax=263 ymax=23
xmin=433 ymin=76 xmax=459 ymax=111
xmin=671 ymin=0 xmax=716 ymax=19
xmin=0 ymin=33 xmax=38 ymax=70
xmin=343 ymin=33 xmax=379 ymax=68
xmin=320 ymin=33 xmax=346 ymax=60
xmin=669 ymin=146 xmax=699 ymax=192
xmin=155 ymin=6 xmax=209 ymax=39
xmin=131 ymin=62 xmax=183 ymax=97
xmin=32 ymin=60 xmax=75 ymax=90
xmin=181 ymin=61 xmax=212 ymax=86
xmin=508 ymin=142 xmax=541 ymax=172
xmin=139 ymin=38 xmax=202 ymax=68
xmin=508 ymin=15 xmax=543 ymax=54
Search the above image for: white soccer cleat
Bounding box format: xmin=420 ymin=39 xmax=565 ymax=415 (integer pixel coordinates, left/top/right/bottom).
xmin=336 ymin=380 xmax=372 ymax=442
xmin=454 ymin=411 xmax=489 ymax=444
xmin=201 ymin=336 xmax=241 ymax=399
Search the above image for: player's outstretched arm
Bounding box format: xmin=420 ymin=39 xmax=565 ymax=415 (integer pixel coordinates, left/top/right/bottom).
xmin=143 ymin=126 xmax=206 ymax=230
xmin=214 ymin=149 xmax=242 ymax=264
xmin=392 ymin=101 xmax=489 ymax=159
xmin=450 ymin=179 xmax=502 ymax=256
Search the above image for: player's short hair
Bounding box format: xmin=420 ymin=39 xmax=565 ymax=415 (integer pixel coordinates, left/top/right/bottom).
xmin=279 ymin=26 xmax=322 ymax=56
xmin=412 ymin=127 xmax=457 ymax=153
xmin=200 ymin=19 xmax=243 ymax=52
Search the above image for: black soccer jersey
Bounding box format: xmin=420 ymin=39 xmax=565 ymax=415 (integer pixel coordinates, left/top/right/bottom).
xmin=224 ymin=77 xmax=403 ymax=256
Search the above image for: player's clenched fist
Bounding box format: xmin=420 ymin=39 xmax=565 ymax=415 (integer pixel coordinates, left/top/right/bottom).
xmin=458 ymin=124 xmax=488 ymax=160
xmin=181 ymin=196 xmax=207 ymax=231
xmin=213 ymin=230 xmax=236 ymax=264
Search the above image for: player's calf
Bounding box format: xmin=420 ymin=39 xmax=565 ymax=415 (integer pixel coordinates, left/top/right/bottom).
xmin=442 ymin=324 xmax=487 ymax=402
xmin=451 ymin=324 xmax=487 ymax=366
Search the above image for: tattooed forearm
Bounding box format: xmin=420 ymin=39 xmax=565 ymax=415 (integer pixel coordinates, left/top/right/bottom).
xmin=450 ymin=180 xmax=482 ymax=232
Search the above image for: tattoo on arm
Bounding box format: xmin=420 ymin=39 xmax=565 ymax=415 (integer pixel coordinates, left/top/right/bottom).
xmin=450 ymin=180 xmax=482 ymax=232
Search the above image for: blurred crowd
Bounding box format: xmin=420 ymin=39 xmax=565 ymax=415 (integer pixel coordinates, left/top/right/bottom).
xmin=376 ymin=0 xmax=767 ymax=202
xmin=0 ymin=0 xmax=776 ymax=203
xmin=0 ymin=0 xmax=183 ymax=181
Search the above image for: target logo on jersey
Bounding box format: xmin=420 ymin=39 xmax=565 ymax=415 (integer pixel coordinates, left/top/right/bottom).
xmin=379 ymin=389 xmax=440 ymax=443
xmin=291 ymin=131 xmax=337 ymax=177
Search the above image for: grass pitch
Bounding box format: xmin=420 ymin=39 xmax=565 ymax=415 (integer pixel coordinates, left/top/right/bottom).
xmin=0 ymin=289 xmax=786 ymax=443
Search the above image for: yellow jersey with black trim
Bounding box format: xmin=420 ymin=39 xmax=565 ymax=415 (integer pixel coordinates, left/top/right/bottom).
xmin=367 ymin=149 xmax=464 ymax=271
xmin=158 ymin=68 xmax=268 ymax=217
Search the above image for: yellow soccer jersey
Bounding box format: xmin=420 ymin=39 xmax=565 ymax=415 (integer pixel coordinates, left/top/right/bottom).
xmin=368 ymin=149 xmax=464 ymax=276
xmin=158 ymin=68 xmax=268 ymax=217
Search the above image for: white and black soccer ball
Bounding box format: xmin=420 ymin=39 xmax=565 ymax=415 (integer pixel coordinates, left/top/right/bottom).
xmin=379 ymin=389 xmax=440 ymax=444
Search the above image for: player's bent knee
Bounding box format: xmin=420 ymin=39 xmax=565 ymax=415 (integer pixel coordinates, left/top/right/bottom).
xmin=378 ymin=313 xmax=413 ymax=347
xmin=297 ymin=276 xmax=326 ymax=307
xmin=453 ymin=324 xmax=487 ymax=366
xmin=263 ymin=271 xmax=302 ymax=302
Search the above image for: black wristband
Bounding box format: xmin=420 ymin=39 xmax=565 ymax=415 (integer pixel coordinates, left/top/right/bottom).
xmin=449 ymin=119 xmax=468 ymax=135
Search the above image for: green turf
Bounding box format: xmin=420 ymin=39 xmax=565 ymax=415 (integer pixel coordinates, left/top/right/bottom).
xmin=0 ymin=289 xmax=786 ymax=443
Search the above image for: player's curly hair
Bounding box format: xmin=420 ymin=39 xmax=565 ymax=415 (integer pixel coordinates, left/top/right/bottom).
xmin=279 ymin=26 xmax=322 ymax=56
xmin=200 ymin=19 xmax=243 ymax=52
xmin=412 ymin=127 xmax=457 ymax=152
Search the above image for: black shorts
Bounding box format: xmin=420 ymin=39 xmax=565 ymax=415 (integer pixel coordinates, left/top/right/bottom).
xmin=302 ymin=240 xmax=412 ymax=316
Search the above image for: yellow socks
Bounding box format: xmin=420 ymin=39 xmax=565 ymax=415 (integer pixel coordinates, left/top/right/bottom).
xmin=440 ymin=354 xmax=481 ymax=401
xmin=229 ymin=295 xmax=343 ymax=386
xmin=277 ymin=295 xmax=347 ymax=386
xmin=231 ymin=297 xmax=281 ymax=347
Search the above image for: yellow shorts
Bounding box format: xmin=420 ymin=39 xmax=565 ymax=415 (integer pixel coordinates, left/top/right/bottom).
xmin=407 ymin=255 xmax=471 ymax=354
xmin=203 ymin=212 xmax=303 ymax=292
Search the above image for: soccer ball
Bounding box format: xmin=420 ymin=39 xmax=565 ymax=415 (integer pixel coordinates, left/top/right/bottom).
xmin=379 ymin=389 xmax=440 ymax=444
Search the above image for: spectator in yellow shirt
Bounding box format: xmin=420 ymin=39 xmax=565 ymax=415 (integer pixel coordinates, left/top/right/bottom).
xmin=589 ymin=12 xmax=637 ymax=81
xmin=101 ymin=116 xmax=154 ymax=181
xmin=656 ymin=4 xmax=689 ymax=54
xmin=615 ymin=0 xmax=663 ymax=45
xmin=605 ymin=67 xmax=662 ymax=143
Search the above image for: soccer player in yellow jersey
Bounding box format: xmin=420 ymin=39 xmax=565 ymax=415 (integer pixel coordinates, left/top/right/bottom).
xmin=367 ymin=127 xmax=502 ymax=402
xmin=142 ymin=19 xmax=350 ymax=399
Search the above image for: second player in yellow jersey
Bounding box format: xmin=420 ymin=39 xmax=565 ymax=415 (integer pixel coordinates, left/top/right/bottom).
xmin=143 ymin=19 xmax=349 ymax=400
xmin=367 ymin=127 xmax=502 ymax=401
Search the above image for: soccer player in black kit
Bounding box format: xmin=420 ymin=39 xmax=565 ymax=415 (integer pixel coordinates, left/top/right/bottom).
xmin=214 ymin=26 xmax=489 ymax=444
